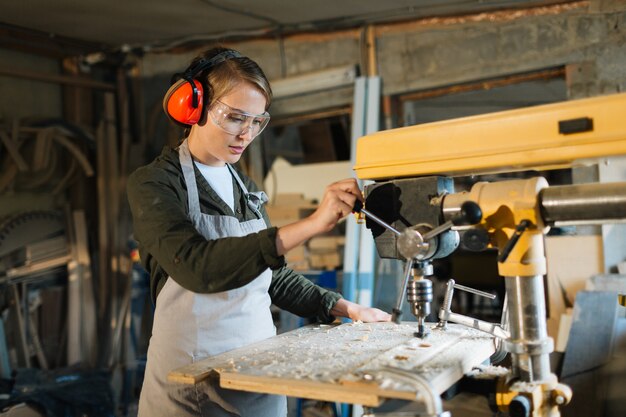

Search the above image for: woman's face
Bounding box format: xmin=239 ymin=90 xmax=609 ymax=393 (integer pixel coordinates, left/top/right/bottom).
xmin=189 ymin=81 xmax=267 ymax=166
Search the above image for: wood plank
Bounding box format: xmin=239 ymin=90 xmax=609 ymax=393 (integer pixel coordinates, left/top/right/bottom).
xmin=220 ymin=372 xmax=383 ymax=407
xmin=169 ymin=322 xmax=495 ymax=406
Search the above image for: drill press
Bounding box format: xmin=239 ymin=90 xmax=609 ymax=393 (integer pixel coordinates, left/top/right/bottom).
xmin=353 ymin=92 xmax=626 ymax=416
xmin=354 ymin=192 xmax=482 ymax=338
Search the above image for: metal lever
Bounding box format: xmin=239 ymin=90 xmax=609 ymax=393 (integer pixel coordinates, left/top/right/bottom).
xmin=354 ymin=200 xmax=483 ymax=260
xmin=391 ymin=260 xmax=413 ymax=324
xmin=498 ymin=219 xmax=531 ymax=263
xmin=422 ymin=201 xmax=483 ymax=241
xmin=352 ymin=200 xmax=401 ymax=236
xmin=452 ymin=282 xmax=496 ymax=300
xmin=353 ymin=200 xmax=482 ymax=239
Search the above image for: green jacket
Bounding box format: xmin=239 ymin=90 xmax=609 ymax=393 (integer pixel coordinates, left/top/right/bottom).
xmin=126 ymin=145 xmax=342 ymax=322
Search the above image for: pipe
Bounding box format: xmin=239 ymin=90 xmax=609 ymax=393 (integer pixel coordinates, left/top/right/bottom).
xmin=504 ymin=275 xmax=552 ymax=382
xmin=362 ymin=366 xmax=449 ymax=417
xmin=539 ymin=181 xmax=626 ymax=226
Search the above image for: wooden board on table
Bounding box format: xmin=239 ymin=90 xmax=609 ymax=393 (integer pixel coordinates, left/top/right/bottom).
xmin=168 ymin=322 xmax=495 ymax=407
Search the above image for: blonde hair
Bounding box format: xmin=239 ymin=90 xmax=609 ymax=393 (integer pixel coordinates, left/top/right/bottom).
xmin=192 ymin=47 xmax=272 ymax=112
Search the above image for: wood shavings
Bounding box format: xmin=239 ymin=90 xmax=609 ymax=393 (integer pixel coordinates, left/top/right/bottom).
xmin=467 ymin=364 xmax=510 ymax=378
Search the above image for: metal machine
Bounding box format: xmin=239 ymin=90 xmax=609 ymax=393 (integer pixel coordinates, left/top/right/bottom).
xmin=353 ymin=92 xmax=626 ymax=417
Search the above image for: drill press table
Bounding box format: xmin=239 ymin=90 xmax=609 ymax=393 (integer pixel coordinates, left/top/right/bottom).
xmin=168 ymin=322 xmax=496 ymax=406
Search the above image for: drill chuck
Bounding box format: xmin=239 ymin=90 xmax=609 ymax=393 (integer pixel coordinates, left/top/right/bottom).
xmin=407 ymin=279 xmax=433 ymax=318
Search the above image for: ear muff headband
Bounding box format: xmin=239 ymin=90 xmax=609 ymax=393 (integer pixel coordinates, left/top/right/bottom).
xmin=163 ymin=50 xmax=243 ymax=126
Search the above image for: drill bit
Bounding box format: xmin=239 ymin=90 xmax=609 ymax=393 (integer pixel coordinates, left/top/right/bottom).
xmin=416 ymin=317 xmax=429 ymax=339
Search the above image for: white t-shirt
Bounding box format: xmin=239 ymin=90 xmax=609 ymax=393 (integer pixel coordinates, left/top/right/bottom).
xmin=194 ymin=161 xmax=235 ymax=212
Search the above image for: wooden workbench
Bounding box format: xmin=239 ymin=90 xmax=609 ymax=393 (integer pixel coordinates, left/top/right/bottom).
xmin=168 ymin=322 xmax=496 ymax=407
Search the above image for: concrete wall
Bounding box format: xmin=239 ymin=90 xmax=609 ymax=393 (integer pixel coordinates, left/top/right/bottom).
xmin=141 ymin=1 xmax=626 ymax=116
xmin=377 ymin=2 xmax=626 ymax=97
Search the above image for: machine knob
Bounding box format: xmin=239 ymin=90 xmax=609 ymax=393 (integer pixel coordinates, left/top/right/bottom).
xmin=452 ymin=201 xmax=483 ymax=226
xmin=509 ymin=395 xmax=532 ymax=417
xmin=352 ymin=199 xmax=364 ymax=214
xmin=461 ymin=228 xmax=490 ymax=251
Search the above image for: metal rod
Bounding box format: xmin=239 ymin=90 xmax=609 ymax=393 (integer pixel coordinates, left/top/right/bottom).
xmin=422 ymin=220 xmax=453 ymax=241
xmin=441 ymin=279 xmax=455 ymax=314
xmin=436 ymin=279 xmax=455 ymax=329
xmin=362 ymin=366 xmax=447 ymax=417
xmin=490 ymin=293 xmax=510 ymax=364
xmin=453 ymin=283 xmax=497 ymax=299
xmin=445 ymin=311 xmax=510 ymax=340
xmin=360 ymin=207 xmax=402 ymax=236
xmin=392 ymin=260 xmax=413 ymax=323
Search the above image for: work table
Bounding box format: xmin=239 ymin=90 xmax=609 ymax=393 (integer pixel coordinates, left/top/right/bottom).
xmin=168 ymin=321 xmax=496 ymax=407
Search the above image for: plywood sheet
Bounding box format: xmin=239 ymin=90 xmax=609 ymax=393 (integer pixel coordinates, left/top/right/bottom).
xmin=169 ymin=322 xmax=495 ymax=406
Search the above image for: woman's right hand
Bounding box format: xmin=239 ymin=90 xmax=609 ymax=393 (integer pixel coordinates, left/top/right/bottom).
xmin=275 ymin=178 xmax=362 ymax=255
xmin=309 ymin=178 xmax=363 ymax=233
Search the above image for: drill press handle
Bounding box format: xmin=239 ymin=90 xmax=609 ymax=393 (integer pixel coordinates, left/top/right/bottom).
xmin=352 ymin=199 xmax=401 ymax=235
xmin=422 ymin=201 xmax=483 ymax=241
xmin=352 ymin=200 xmax=482 ymax=239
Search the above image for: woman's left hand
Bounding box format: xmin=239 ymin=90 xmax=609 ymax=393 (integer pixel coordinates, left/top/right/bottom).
xmin=330 ymin=298 xmax=392 ymax=323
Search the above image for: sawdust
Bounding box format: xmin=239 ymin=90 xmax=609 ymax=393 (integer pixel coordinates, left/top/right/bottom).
xmin=467 ymin=364 xmax=510 ymax=379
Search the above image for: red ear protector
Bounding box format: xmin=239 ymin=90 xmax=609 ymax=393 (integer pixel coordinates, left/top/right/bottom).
xmin=163 ymin=50 xmax=242 ymax=126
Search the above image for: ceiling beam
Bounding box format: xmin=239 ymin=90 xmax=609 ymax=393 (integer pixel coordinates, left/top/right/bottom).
xmin=0 ymin=23 xmax=107 ymax=59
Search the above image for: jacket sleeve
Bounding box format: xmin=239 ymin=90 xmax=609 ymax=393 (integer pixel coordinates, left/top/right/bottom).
xmin=127 ymin=165 xmax=284 ymax=294
xmin=269 ymin=265 xmax=342 ymax=323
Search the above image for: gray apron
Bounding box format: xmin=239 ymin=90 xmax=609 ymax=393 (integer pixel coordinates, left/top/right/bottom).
xmin=138 ymin=139 xmax=286 ymax=417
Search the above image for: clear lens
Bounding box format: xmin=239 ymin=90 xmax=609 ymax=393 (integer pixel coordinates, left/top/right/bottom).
xmin=209 ymin=101 xmax=270 ymax=137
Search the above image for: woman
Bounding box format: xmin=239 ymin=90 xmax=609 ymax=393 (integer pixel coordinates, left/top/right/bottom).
xmin=127 ymin=47 xmax=390 ymax=417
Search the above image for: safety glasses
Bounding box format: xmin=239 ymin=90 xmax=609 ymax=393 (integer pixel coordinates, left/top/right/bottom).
xmin=209 ymin=100 xmax=270 ymax=138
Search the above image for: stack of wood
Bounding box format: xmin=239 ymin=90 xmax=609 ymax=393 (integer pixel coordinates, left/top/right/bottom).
xmin=265 ymin=193 xmax=345 ymax=271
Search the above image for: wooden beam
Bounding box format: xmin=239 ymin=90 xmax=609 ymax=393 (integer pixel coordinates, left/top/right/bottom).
xmin=0 ymin=23 xmax=105 ymax=58
xmin=0 ymin=66 xmax=115 ymax=91
xmin=398 ymin=67 xmax=565 ymax=103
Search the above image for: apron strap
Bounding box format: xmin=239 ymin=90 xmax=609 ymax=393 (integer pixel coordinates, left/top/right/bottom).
xmin=227 ymin=164 xmax=268 ymax=219
xmin=178 ymin=139 xmax=202 ymax=220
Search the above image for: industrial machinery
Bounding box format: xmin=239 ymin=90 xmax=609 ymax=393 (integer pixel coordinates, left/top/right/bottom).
xmin=353 ymin=92 xmax=626 ymax=417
